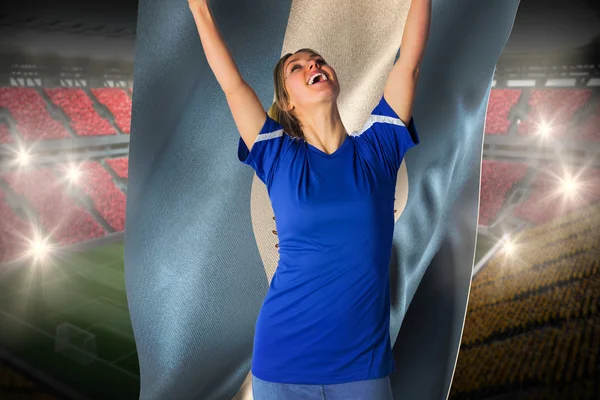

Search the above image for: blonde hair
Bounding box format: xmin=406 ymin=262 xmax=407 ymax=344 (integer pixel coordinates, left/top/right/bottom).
xmin=268 ymin=48 xmax=323 ymax=140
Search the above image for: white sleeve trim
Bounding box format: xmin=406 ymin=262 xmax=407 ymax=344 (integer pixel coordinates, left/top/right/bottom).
xmin=255 ymin=128 xmax=284 ymax=143
xmin=350 ymin=114 xmax=406 ymax=137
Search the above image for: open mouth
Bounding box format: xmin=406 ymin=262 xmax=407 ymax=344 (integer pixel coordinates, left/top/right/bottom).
xmin=307 ymin=72 xmax=328 ymax=85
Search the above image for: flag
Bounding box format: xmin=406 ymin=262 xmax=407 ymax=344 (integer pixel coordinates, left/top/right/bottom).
xmin=125 ymin=0 xmax=520 ymax=398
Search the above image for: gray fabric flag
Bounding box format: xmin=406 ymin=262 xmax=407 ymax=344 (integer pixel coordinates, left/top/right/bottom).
xmin=125 ymin=0 xmax=520 ymax=398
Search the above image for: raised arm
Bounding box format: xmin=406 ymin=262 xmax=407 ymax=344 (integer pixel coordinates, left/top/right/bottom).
xmin=383 ymin=0 xmax=431 ymax=125
xmin=189 ymin=0 xmax=267 ymax=151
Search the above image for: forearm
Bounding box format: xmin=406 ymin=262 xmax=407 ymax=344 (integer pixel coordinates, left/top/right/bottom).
xmin=398 ymin=0 xmax=431 ymax=71
xmin=189 ymin=1 xmax=245 ymax=94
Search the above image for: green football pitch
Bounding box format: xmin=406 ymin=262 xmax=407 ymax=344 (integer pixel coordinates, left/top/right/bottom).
xmin=0 ymin=233 xmax=495 ymax=399
xmin=0 ymin=242 xmax=139 ymax=399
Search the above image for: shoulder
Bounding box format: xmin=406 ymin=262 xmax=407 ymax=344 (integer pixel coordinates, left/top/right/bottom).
xmin=352 ymin=96 xmax=409 ymax=137
xmin=256 ymin=114 xmax=285 ymax=142
xmin=372 ymin=95 xmax=409 ymax=124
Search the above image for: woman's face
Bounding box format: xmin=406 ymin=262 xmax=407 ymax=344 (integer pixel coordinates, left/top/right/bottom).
xmin=282 ymin=52 xmax=340 ymax=113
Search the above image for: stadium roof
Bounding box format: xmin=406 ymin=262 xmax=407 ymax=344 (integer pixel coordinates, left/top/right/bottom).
xmin=0 ymin=0 xmax=598 ymax=62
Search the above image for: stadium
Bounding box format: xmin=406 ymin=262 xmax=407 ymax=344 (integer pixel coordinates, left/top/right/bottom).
xmin=0 ymin=1 xmax=599 ymax=399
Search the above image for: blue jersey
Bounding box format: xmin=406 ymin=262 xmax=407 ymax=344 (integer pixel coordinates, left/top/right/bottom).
xmin=237 ymin=95 xmax=419 ymax=385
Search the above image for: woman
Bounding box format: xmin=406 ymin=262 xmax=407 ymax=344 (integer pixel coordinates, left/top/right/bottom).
xmin=188 ymin=0 xmax=430 ymax=398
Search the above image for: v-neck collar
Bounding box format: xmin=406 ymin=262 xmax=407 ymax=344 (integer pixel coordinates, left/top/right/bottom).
xmin=304 ymin=134 xmax=351 ymax=158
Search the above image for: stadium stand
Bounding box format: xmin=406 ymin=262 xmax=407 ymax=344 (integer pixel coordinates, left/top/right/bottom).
xmin=1 ymin=167 xmax=106 ymax=245
xmin=54 ymin=161 xmax=126 ymax=232
xmin=573 ymin=101 xmax=600 ymax=142
xmin=513 ymin=164 xmax=600 ymax=224
xmin=44 ymin=88 xmax=117 ymax=137
xmin=90 ymin=88 xmax=132 ymax=134
xmin=478 ymin=160 xmax=528 ymax=226
xmin=517 ymin=89 xmax=593 ymax=137
xmin=0 ymin=88 xmax=71 ymax=141
xmin=0 ymin=122 xmax=13 ymax=144
xmin=484 ymin=89 xmax=522 ymax=135
xmin=105 ymin=157 xmax=129 ymax=180
xmin=450 ymin=204 xmax=600 ymax=399
xmin=0 ymin=86 xmax=598 ymax=265
xmin=0 ymin=190 xmax=31 ymax=264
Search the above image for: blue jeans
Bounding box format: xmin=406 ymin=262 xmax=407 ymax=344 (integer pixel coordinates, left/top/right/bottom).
xmin=252 ymin=375 xmax=393 ymax=400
